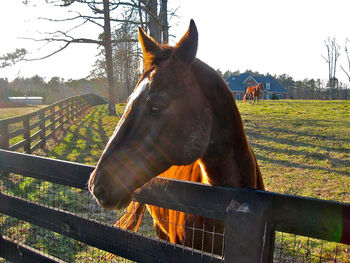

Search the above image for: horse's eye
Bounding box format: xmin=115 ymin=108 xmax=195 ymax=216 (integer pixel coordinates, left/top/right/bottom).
xmin=150 ymin=105 xmax=161 ymax=114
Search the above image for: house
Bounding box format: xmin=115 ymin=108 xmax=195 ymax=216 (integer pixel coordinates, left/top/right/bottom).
xmin=8 ymin=96 xmax=44 ymax=105
xmin=225 ymin=73 xmax=288 ymax=100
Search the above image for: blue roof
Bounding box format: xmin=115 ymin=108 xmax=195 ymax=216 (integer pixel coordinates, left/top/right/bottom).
xmin=225 ymin=73 xmax=287 ymax=93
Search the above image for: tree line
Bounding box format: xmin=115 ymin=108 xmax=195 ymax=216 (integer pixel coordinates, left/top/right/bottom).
xmin=0 ymin=0 xmax=171 ymax=115
xmin=0 ymin=75 xmax=109 ymax=105
xmin=218 ymin=37 xmax=350 ymax=100
xmin=1 ymin=1 xmax=349 ymax=105
xmin=2 ymin=66 xmax=348 ymax=107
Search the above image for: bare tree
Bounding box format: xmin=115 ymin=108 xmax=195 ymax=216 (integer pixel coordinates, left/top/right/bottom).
xmin=322 ymin=37 xmax=341 ymax=100
xmin=341 ymin=39 xmax=350 ymax=83
xmin=90 ymin=21 xmax=140 ymax=101
xmin=103 ymin=0 xmax=117 ymax=115
xmin=159 ymin=0 xmax=168 ymax=43
xmin=339 ymin=39 xmax=350 ymax=99
xmin=113 ymin=24 xmax=140 ymax=100
xmin=2 ymin=0 xmax=172 ymax=115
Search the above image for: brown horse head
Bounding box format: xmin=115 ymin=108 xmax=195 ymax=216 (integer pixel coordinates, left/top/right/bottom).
xmin=258 ymin=82 xmax=264 ymax=91
xmin=88 ymin=20 xmax=214 ymax=210
xmin=89 ymin=20 xmax=263 ymax=211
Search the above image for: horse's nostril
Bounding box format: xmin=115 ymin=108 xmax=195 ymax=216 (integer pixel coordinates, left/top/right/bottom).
xmin=93 ymin=184 xmax=107 ymax=202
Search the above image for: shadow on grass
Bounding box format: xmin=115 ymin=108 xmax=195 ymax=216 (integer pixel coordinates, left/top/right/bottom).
xmin=1 ymin=174 xmax=50 ymax=202
xmin=41 ymin=107 xmax=94 ymax=150
xmin=43 ymin=105 xmax=111 ymax=165
xmin=245 ymin=128 xmax=350 ymax=154
xmin=250 ymin=142 xmax=350 ymax=173
xmin=1 ymin=105 xmax=114 ymax=263
xmin=254 ymin=124 xmax=350 ymax=144
xmin=98 ymin=114 xmax=109 ymax=145
xmin=244 ymin=118 xmax=350 ymax=176
xmin=255 ymin=153 xmax=350 ymax=177
xmin=22 ymin=223 xmax=85 ymax=262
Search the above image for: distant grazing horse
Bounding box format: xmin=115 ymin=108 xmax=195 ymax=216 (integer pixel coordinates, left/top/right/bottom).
xmin=88 ymin=20 xmax=264 ymax=255
xmin=243 ymin=82 xmax=264 ymax=104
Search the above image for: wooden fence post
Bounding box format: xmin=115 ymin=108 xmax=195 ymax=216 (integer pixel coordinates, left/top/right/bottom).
xmin=68 ymin=98 xmax=72 ymax=121
xmin=78 ymin=97 xmax=82 ymax=116
xmin=0 ymin=234 xmax=4 ymax=258
xmin=61 ymin=102 xmax=64 ymax=124
xmin=71 ymin=98 xmax=75 ymax=120
xmin=65 ymin=101 xmax=68 ymax=124
xmin=40 ymin=111 xmax=46 ymax=149
xmin=51 ymin=105 xmax=56 ymax=137
xmin=224 ymin=195 xmax=274 ymax=263
xmin=59 ymin=103 xmax=63 ymax=127
xmin=79 ymin=97 xmax=84 ymax=116
xmin=23 ymin=117 xmax=31 ymax=154
xmin=0 ymin=122 xmax=9 ymax=150
xmin=0 ymin=122 xmax=9 ymax=176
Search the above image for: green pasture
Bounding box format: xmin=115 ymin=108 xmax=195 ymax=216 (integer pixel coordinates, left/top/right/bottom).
xmin=238 ymin=100 xmax=350 ymax=202
xmin=238 ymin=100 xmax=350 ymax=262
xmin=0 ymin=105 xmax=48 ymax=119
xmin=1 ymin=105 xmax=58 ymax=148
xmin=41 ymin=100 xmax=350 ymax=261
xmin=1 ymin=100 xmax=349 ymax=262
xmin=34 ymin=99 xmax=350 ymax=203
xmin=3 ymin=100 xmax=349 ymax=202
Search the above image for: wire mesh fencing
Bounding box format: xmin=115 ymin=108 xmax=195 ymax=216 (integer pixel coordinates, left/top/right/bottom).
xmin=1 ymin=172 xmax=119 ymax=262
xmin=0 ymin=172 xmax=225 ymax=262
xmin=274 ymin=231 xmax=350 ymax=262
xmin=0 ymin=151 xmax=349 ymax=262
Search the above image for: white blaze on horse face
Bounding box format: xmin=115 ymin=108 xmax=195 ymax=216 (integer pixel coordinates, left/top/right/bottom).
xmin=105 ymin=77 xmax=149 ymax=148
xmin=126 ymin=77 xmax=149 ymax=110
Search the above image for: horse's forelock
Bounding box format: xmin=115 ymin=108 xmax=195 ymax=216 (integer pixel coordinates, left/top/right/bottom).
xmin=143 ymin=45 xmax=173 ymax=72
xmin=136 ymin=67 xmax=155 ymax=88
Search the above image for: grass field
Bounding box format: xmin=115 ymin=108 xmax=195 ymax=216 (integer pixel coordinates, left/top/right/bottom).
xmin=0 ymin=105 xmax=48 ymax=119
xmin=36 ymin=100 xmax=350 ymax=202
xmin=238 ymin=100 xmax=350 ymax=262
xmin=238 ymin=100 xmax=350 ymax=202
xmin=1 ymin=100 xmax=349 ymax=262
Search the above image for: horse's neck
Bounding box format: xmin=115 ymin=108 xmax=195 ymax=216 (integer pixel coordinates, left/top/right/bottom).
xmin=192 ymin=60 xmax=258 ymax=188
xmin=200 ymin=102 xmax=258 ymax=188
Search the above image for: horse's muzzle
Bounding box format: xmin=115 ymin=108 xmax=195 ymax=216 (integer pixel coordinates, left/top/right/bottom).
xmin=89 ymin=170 xmax=132 ymax=210
xmin=91 ymin=183 xmax=108 ymax=204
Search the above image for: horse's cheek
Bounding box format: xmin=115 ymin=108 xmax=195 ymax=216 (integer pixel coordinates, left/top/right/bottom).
xmin=181 ymin=116 xmax=211 ymax=164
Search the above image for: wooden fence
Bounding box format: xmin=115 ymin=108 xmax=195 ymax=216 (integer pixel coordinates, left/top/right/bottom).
xmin=0 ymin=149 xmax=349 ymax=263
xmin=0 ymin=93 xmax=105 ymax=154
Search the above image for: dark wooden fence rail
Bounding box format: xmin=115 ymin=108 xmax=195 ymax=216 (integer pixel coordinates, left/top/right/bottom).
xmin=0 ymin=150 xmax=349 ymax=263
xmin=0 ymin=93 xmax=105 ymax=154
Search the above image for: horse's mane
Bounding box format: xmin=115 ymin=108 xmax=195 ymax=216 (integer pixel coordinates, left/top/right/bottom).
xmin=142 ymin=45 xmax=173 ymax=71
xmin=135 ymin=45 xmax=173 ymax=88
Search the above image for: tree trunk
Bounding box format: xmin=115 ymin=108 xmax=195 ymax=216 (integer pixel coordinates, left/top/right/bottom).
xmin=103 ymin=0 xmax=116 ymax=116
xmin=147 ymin=0 xmax=161 ymax=43
xmin=159 ymin=0 xmax=168 ymax=44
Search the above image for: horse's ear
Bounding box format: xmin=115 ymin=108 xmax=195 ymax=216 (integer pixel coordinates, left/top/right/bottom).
xmin=172 ymin=19 xmax=198 ymax=68
xmin=138 ymin=27 xmax=161 ymax=58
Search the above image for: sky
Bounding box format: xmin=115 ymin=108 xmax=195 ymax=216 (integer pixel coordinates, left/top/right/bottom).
xmin=0 ymin=0 xmax=349 ymax=83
